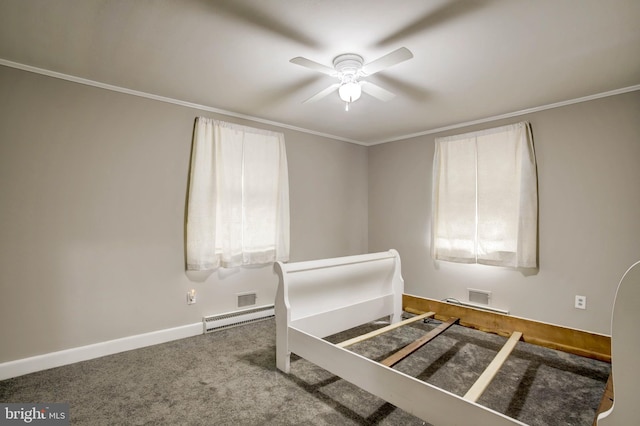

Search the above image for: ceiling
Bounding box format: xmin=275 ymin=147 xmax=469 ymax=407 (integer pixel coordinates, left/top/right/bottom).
xmin=1 ymin=0 xmax=639 ymax=145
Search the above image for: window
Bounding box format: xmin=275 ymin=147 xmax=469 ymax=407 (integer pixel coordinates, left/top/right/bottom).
xmin=186 ymin=118 xmax=290 ymax=270
xmin=431 ymin=122 xmax=537 ymax=268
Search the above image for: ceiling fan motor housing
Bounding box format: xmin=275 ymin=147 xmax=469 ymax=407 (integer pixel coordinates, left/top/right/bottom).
xmin=333 ymin=53 xmax=364 ymax=82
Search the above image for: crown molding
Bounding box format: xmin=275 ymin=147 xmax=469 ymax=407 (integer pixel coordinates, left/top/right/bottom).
xmin=2 ymin=58 xmax=638 ymax=147
xmin=370 ymin=84 xmax=640 ymax=145
xmin=0 ymin=59 xmax=364 ymax=146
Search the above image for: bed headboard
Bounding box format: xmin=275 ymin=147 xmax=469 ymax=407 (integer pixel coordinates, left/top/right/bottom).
xmin=597 ymin=260 xmax=640 ymax=426
xmin=275 ymin=250 xmax=404 ymax=372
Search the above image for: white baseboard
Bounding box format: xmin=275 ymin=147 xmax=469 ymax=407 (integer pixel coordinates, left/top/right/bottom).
xmin=0 ymin=322 xmax=203 ymax=381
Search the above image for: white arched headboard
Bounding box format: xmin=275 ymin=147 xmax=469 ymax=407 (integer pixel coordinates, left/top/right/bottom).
xmin=597 ymin=260 xmax=640 ymax=425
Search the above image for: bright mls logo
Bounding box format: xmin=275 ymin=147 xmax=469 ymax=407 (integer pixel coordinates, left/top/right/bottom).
xmin=1 ymin=403 xmax=69 ymax=425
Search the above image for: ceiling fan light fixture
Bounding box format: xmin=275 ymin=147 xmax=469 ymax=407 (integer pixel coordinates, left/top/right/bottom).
xmin=338 ymin=82 xmax=362 ymax=103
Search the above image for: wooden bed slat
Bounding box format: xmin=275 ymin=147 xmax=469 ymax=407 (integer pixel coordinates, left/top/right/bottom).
xmin=337 ymin=311 xmax=436 ymax=348
xmin=463 ymin=331 xmax=523 ymax=402
xmin=381 ymin=317 xmax=459 ymax=367
xmin=594 ymin=375 xmax=614 ymax=426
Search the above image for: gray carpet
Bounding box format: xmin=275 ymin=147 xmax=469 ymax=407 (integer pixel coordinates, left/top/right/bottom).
xmin=0 ymin=316 xmax=610 ymax=425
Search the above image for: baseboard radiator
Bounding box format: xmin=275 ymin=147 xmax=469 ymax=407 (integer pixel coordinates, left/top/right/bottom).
xmin=203 ymin=305 xmax=275 ymax=333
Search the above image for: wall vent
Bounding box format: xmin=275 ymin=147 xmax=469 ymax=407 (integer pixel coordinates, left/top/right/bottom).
xmin=237 ymin=292 xmax=257 ymax=308
xmin=468 ymin=288 xmax=491 ymax=306
xmin=203 ymin=305 xmax=274 ymax=334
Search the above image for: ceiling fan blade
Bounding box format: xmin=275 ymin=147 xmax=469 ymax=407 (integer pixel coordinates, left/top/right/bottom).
xmin=303 ymin=83 xmax=340 ymax=103
xmin=360 ymin=81 xmax=396 ymax=102
xmin=361 ymin=47 xmax=413 ymax=76
xmin=290 ymin=57 xmax=337 ymax=76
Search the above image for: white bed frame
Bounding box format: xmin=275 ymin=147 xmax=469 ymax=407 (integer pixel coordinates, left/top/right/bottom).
xmin=596 ymin=260 xmax=640 ymax=425
xmin=275 ymin=250 xmax=526 ymax=425
xmin=276 ymin=250 xmax=639 ymax=425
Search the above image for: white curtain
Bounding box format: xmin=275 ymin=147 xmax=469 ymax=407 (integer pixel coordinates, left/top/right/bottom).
xmin=186 ymin=118 xmax=290 ymax=270
xmin=431 ymin=122 xmax=537 ymax=268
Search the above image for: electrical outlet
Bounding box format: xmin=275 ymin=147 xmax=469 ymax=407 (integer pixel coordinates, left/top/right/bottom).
xmin=575 ymin=295 xmax=586 ymax=310
xmin=187 ymin=289 xmax=196 ymax=305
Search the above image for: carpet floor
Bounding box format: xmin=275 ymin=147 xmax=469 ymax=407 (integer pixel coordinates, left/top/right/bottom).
xmin=0 ymin=315 xmax=610 ymax=425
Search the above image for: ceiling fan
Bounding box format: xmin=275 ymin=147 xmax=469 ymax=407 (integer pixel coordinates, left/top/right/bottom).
xmin=290 ymin=47 xmax=413 ymax=110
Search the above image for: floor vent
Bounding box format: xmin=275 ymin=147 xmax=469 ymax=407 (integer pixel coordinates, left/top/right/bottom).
xmin=203 ymin=305 xmax=274 ymax=334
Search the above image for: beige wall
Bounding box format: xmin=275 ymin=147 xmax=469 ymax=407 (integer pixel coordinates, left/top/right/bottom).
xmin=1 ymin=62 xmax=638 ymax=364
xmin=0 ymin=65 xmax=368 ymax=362
xmin=369 ymin=91 xmax=640 ymax=334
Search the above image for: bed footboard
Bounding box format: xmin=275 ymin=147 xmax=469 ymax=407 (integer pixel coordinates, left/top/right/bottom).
xmin=274 ymin=250 xmax=404 ymax=373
